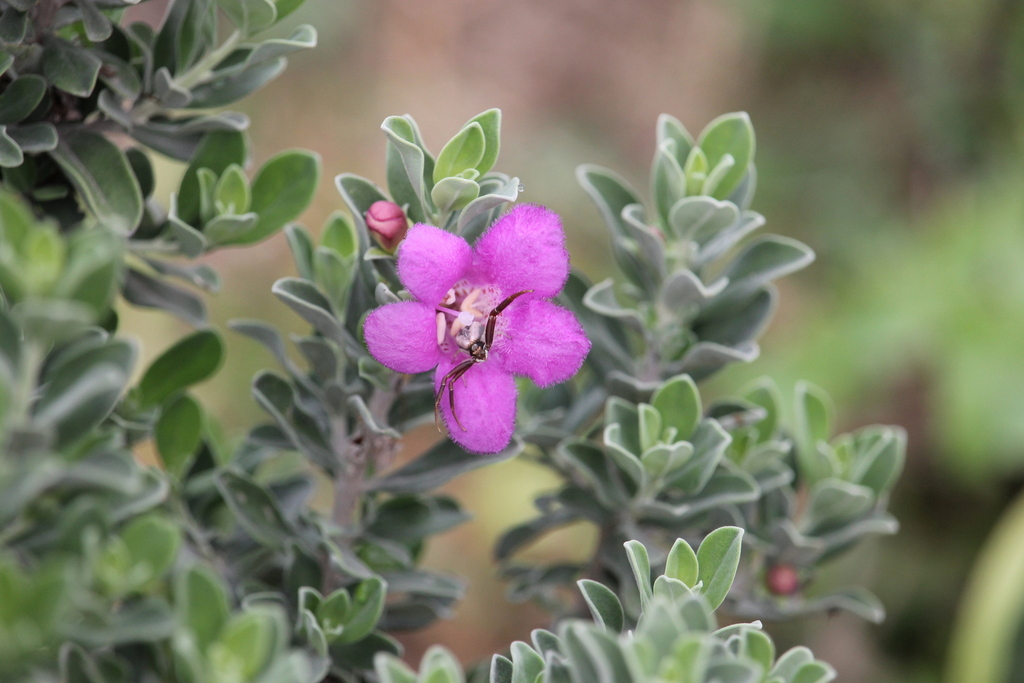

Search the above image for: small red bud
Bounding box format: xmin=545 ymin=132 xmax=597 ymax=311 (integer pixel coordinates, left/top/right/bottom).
xmin=365 ymin=200 xmax=408 ymax=253
xmin=766 ymin=563 xmax=801 ymax=596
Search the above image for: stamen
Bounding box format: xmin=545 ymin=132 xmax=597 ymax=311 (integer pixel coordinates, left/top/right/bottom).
xmin=436 ymin=312 xmax=446 ymax=345
xmin=442 ymin=288 xmax=456 ymax=305
xmin=461 ymin=289 xmax=481 ymax=312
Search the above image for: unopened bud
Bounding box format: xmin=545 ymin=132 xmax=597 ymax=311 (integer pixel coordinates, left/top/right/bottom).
xmin=365 ymin=201 xmax=408 ymax=253
xmin=765 ymin=563 xmax=801 ymax=596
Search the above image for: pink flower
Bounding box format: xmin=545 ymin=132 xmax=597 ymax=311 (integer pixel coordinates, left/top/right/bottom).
xmin=364 ymin=204 xmax=591 ymax=453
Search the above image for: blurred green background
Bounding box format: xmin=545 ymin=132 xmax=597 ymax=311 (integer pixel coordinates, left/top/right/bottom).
xmin=121 ymin=0 xmax=1024 ymax=681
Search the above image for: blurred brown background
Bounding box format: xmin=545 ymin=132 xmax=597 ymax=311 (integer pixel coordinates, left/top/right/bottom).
xmin=123 ymin=1 xmax=1024 ymax=681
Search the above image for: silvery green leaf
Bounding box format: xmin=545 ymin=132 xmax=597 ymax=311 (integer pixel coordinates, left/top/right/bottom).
xmin=665 ymin=418 xmax=731 ymax=494
xmin=638 ymin=468 xmax=758 ymax=525
xmin=651 ymin=141 xmax=686 ymax=227
xmin=122 ymin=268 xmax=206 ymax=326
xmin=578 ymin=580 xmax=625 ymax=633
xmin=0 ymin=126 xmax=22 ymax=167
xmin=696 ymin=526 xmax=743 ymax=610
xmin=655 ymin=113 xmax=695 ymax=167
xmin=0 ymin=8 xmax=28 ymax=43
xmin=8 ymin=123 xmax=58 ymax=153
xmin=701 ymin=152 xmax=735 ymax=197
xmin=677 ymin=340 xmax=759 ymax=380
xmin=382 ymin=115 xmax=431 ymax=222
xmin=603 ymin=424 xmax=646 ymax=487
xmin=727 ymin=165 xmax=757 ymax=211
xmin=188 ymin=57 xmax=286 ymax=109
xmin=433 ymin=122 xmax=485 ymax=183
xmin=495 ymin=509 xmax=578 ymax=561
xmin=457 ymin=174 xmax=519 ymax=236
xmin=431 ymin=175 xmax=479 ymax=215
xmin=369 ymin=437 xmax=522 ymax=494
xmin=49 ymin=129 xmax=143 ymax=234
xmin=153 ymin=67 xmax=192 ymax=107
xmin=624 ymin=540 xmax=653 ymax=611
xmin=694 ymin=286 xmax=776 ymax=348
xmin=349 ymin=394 xmax=399 ymax=439
xmin=667 ymin=196 xmax=739 ymax=244
xmin=712 ymin=236 xmax=815 ymax=304
xmin=43 ymin=37 xmax=101 ymax=97
xmin=204 ymin=212 xmax=258 ymax=246
xmin=582 ymin=278 xmax=644 ymax=332
xmin=621 ymin=203 xmax=665 ymax=278
xmin=696 ymin=112 xmax=755 ymax=200
xmin=0 ymin=75 xmax=47 ymax=125
xmin=272 ymin=277 xmax=346 ymax=346
xmin=695 ymin=209 xmax=766 ymax=269
xmin=335 ymin=173 xmax=387 ymax=248
xmin=651 ymin=374 xmax=701 ymax=442
xmin=848 ymin=426 xmax=906 ymax=496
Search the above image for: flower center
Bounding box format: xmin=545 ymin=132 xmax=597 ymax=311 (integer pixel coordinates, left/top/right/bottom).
xmin=434 ymin=280 xmax=502 ymax=355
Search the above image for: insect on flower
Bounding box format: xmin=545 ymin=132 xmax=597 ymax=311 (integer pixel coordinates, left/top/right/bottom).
xmin=363 ymin=204 xmax=590 ymax=453
xmin=435 ymin=288 xmax=531 ymax=431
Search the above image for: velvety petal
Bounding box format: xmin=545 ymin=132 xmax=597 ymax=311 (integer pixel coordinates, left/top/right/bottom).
xmin=495 ymin=299 xmax=590 ymax=387
xmin=364 ymin=301 xmax=442 ymax=374
xmin=435 ymin=358 xmax=517 ymax=453
xmin=473 ymin=204 xmax=569 ymax=298
xmin=397 ymin=224 xmax=472 ymax=304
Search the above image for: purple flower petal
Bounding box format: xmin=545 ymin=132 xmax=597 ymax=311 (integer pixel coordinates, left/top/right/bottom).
xmin=398 ymin=224 xmax=472 ymax=304
xmin=435 ymin=358 xmax=517 ymax=453
xmin=473 ymin=204 xmax=569 ymax=298
xmin=495 ymin=299 xmax=590 ymax=387
xmin=365 ymin=301 xmax=442 ymax=374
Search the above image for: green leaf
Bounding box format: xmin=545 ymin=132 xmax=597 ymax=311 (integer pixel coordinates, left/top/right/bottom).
xmin=77 ymin=0 xmax=112 ymax=42
xmin=316 ymin=587 xmax=352 ymax=640
xmin=215 ymin=469 xmax=294 ymax=547
xmin=717 ymin=236 xmax=815 ymax=300
xmin=696 ymin=112 xmax=755 ymax=199
xmin=376 ymin=655 xmax=418 ymax=683
xmin=7 ymin=123 xmax=58 ymax=153
xmin=667 ymin=196 xmax=739 ymax=244
xmin=271 ymin=277 xmax=345 ymax=345
xmin=794 ymin=381 xmax=833 ymax=484
xmin=369 ymin=437 xmax=522 ymax=494
xmin=177 ymin=564 xmax=230 ymax=649
xmin=382 ymin=114 xmax=431 ymax=222
xmin=179 ymin=131 xmax=248 ymax=225
xmin=188 ymin=57 xmax=286 ymax=108
xmin=214 ymin=163 xmax=251 ymax=214
xmin=744 ymin=628 xmax=775 ymax=674
xmin=155 ymin=393 xmax=203 ymax=478
xmin=49 ymin=129 xmax=143 ymax=234
xmin=42 ymin=37 xmax=101 ymax=97
xmin=137 ymin=329 xmax=224 ymax=408
xmin=577 ymin=579 xmax=624 ymax=633
xmin=652 ymin=374 xmax=701 ymax=442
xmin=0 ymin=75 xmax=47 ymax=125
xmin=211 ymin=611 xmax=275 ymax=680
xmin=239 ymin=150 xmax=321 ymax=244
xmin=322 ymin=211 xmax=358 ymax=258
xmin=695 ymin=526 xmax=743 ymax=610
xmin=430 ymin=176 xmax=479 ymax=214
xmin=655 ymin=113 xmax=694 ymax=168
xmin=336 ymin=576 xmax=387 ymax=644
xmin=743 ymin=377 xmax=782 ymax=442
xmin=637 ymin=403 xmax=662 ymax=453
xmin=792 ymin=662 xmax=837 ymax=683
xmin=665 ymin=537 xmax=699 ymax=588
xmin=850 ymin=427 xmax=906 ymax=495
xmin=0 ymin=126 xmax=21 ymax=168
xmin=122 ymin=268 xmax=207 ymax=326
xmin=32 ymin=360 xmax=128 ymax=446
xmin=465 ymin=108 xmax=500 ymax=175
xmin=510 ymin=641 xmax=544 ymax=683
xmin=624 ymin=540 xmax=653 ymax=611
xmin=120 ymin=514 xmax=181 ymax=583
xmin=433 ymin=122 xmax=485 ymax=183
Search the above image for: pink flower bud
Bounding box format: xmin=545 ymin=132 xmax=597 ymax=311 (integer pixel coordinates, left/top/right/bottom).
xmin=365 ymin=201 xmax=408 ymax=252
xmin=765 ymin=563 xmax=801 ymax=596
